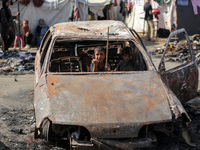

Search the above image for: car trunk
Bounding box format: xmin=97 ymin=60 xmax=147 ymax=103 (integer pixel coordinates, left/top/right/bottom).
xmin=46 ymin=71 xmax=172 ymax=138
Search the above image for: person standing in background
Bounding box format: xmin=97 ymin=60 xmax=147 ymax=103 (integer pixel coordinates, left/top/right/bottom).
xmin=144 ymin=0 xmax=156 ymax=42
xmin=0 ymin=0 xmax=19 ymax=52
xmin=13 ymin=16 xmax=24 ymax=50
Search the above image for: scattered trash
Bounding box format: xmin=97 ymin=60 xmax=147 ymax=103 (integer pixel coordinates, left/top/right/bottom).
xmin=152 ymin=34 xmax=200 ymax=65
xmin=0 ymin=50 xmax=36 ymax=74
xmin=11 ymin=127 xmax=23 ymax=134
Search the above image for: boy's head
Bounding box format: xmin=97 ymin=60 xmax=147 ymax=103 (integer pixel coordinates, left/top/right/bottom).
xmin=23 ymin=20 xmax=29 ymax=27
xmin=122 ymin=47 xmax=132 ymax=63
xmin=94 ymin=46 xmax=105 ymax=63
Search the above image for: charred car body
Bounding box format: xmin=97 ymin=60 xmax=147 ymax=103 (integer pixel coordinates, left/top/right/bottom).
xmin=34 ymin=21 xmax=198 ymax=149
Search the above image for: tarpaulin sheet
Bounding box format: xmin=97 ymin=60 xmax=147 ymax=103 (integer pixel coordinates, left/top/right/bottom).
xmin=78 ymin=0 xmax=111 ymax=6
xmin=133 ymin=0 xmax=145 ymax=32
xmin=78 ymin=0 xmax=112 ymax=19
xmin=131 ymin=0 xmax=175 ymax=32
xmin=7 ymin=0 xmax=72 ymax=35
xmin=151 ymin=0 xmax=175 ymax=30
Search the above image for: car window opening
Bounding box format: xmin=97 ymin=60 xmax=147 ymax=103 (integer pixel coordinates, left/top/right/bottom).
xmin=49 ymin=40 xmax=147 ymax=73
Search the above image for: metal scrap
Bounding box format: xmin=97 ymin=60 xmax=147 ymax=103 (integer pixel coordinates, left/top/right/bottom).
xmin=0 ymin=50 xmax=36 ymax=74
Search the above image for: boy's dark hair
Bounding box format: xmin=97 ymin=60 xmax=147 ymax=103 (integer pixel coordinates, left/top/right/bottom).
xmin=94 ymin=46 xmax=105 ymax=53
xmin=121 ymin=47 xmax=132 ymax=56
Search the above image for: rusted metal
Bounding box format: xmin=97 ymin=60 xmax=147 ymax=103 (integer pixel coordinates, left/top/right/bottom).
xmin=98 ymin=137 xmax=156 ymax=150
xmin=34 ymin=21 xmax=196 ymax=149
xmin=91 ymin=139 xmax=112 ymax=150
xmin=158 ymin=28 xmax=199 ymax=103
xmin=45 ymin=72 xmax=172 ymax=138
xmin=51 ymin=21 xmax=134 ymax=41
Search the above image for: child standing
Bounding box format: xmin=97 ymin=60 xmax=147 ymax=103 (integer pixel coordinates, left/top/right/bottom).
xmin=23 ymin=20 xmax=32 ymax=49
xmin=13 ymin=17 xmax=24 ymax=49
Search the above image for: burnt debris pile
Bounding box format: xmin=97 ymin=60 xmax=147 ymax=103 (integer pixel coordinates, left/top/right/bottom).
xmin=0 ymin=50 xmax=36 ymax=74
xmin=151 ymin=34 xmax=200 ymax=64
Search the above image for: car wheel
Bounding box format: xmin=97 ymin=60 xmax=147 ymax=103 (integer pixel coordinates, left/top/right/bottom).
xmin=40 ymin=118 xmax=51 ymax=140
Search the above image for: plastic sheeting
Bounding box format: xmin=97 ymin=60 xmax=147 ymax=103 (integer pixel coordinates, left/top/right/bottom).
xmin=8 ymin=0 xmax=72 ymax=35
xmin=125 ymin=6 xmax=135 ymax=29
xmin=127 ymin=0 xmax=175 ymax=32
xmin=151 ymin=0 xmax=175 ymax=30
xmin=78 ymin=0 xmax=111 ymax=7
xmin=133 ymin=1 xmax=145 ymax=32
xmin=78 ymin=0 xmax=112 ymax=20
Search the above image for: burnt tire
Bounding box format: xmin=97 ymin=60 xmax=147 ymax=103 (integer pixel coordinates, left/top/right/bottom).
xmin=40 ymin=118 xmax=51 ymax=140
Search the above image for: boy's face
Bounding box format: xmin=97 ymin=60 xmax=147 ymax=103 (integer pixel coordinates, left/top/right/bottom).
xmin=123 ymin=54 xmax=132 ymax=63
xmin=94 ymin=50 xmax=105 ymax=63
xmin=23 ymin=21 xmax=28 ymax=27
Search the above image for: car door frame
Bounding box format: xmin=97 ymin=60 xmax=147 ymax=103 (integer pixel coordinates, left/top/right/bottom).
xmin=35 ymin=30 xmax=52 ymax=87
xmin=158 ymin=28 xmax=198 ymax=103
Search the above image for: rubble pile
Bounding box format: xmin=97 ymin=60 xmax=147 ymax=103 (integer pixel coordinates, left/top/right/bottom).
xmin=151 ymin=34 xmax=200 ymax=64
xmin=0 ymin=50 xmax=36 ymax=74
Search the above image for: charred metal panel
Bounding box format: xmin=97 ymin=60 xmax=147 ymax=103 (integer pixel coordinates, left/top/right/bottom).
xmin=34 ymin=74 xmax=51 ymax=128
xmin=46 ymin=71 xmax=172 ymax=138
xmin=159 ymin=28 xmax=198 ymax=103
xmin=161 ymin=62 xmax=198 ymax=103
xmin=51 ymin=21 xmax=133 ymax=40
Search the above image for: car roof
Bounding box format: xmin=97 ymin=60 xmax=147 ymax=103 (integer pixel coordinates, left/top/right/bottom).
xmin=50 ymin=20 xmax=134 ymax=40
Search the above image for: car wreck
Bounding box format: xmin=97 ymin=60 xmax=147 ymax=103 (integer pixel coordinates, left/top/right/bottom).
xmin=34 ymin=20 xmax=198 ymax=149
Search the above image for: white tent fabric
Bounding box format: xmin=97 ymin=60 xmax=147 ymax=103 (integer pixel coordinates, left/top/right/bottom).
xmin=126 ymin=0 xmax=175 ymax=32
xmin=8 ymin=0 xmax=72 ymax=35
xmin=78 ymin=0 xmax=111 ymax=7
xmin=151 ymin=0 xmax=175 ymax=30
xmin=133 ymin=1 xmax=145 ymax=32
xmin=78 ymin=0 xmax=112 ymax=20
xmin=125 ymin=6 xmax=135 ymax=29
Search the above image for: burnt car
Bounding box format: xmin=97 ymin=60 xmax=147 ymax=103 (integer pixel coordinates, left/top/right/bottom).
xmin=34 ymin=20 xmax=198 ymax=149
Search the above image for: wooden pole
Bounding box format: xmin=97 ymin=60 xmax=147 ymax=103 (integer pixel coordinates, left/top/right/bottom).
xmin=175 ymin=0 xmax=177 ymax=38
xmin=18 ymin=0 xmax=21 ymax=50
xmin=106 ymin=27 xmax=109 ymax=70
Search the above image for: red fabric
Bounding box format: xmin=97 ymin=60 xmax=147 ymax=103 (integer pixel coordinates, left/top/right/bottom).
xmin=19 ymin=0 xmax=30 ymax=6
xmin=33 ymin=0 xmax=45 ymax=7
xmin=154 ymin=9 xmax=160 ymax=20
xmin=114 ymin=0 xmax=118 ymax=6
xmin=23 ymin=26 xmax=30 ymax=34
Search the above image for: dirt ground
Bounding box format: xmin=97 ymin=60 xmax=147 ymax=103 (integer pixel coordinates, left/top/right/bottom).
xmin=0 ymin=37 xmax=200 ymax=150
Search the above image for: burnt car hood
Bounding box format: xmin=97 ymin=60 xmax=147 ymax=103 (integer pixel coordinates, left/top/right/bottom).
xmin=46 ymin=71 xmax=172 ymax=138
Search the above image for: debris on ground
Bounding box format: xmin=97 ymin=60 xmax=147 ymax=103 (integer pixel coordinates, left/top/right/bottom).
xmin=0 ymin=50 xmax=36 ymax=74
xmin=150 ymin=34 xmax=200 ymax=65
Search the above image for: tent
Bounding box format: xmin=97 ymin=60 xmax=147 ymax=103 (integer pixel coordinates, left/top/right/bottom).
xmin=125 ymin=0 xmax=176 ymax=32
xmin=78 ymin=0 xmax=114 ymax=21
xmin=6 ymin=0 xmax=72 ymax=35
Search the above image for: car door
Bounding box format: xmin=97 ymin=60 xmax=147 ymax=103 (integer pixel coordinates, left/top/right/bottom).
xmin=158 ymin=28 xmax=198 ymax=103
xmin=35 ymin=30 xmax=51 ymax=87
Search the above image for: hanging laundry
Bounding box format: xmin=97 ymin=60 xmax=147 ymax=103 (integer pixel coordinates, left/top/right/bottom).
xmin=136 ymin=0 xmax=144 ymax=6
xmin=127 ymin=0 xmax=130 ymax=11
xmin=177 ymin=0 xmax=189 ymax=6
xmin=153 ymin=9 xmax=160 ymax=20
xmin=120 ymin=0 xmax=126 ymax=16
xmin=33 ymin=0 xmax=45 ymax=7
xmin=19 ymin=0 xmax=30 ymax=6
xmin=191 ymin=0 xmax=200 ymax=15
xmin=160 ymin=0 xmax=171 ymax=5
xmin=114 ymin=0 xmax=118 ymax=6
xmin=74 ymin=0 xmax=80 ymax=21
xmin=50 ymin=0 xmax=59 ymax=10
xmin=153 ymin=0 xmax=161 ymax=3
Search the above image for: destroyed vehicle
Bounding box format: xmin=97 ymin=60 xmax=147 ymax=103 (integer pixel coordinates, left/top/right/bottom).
xmin=34 ymin=21 xmax=198 ymax=149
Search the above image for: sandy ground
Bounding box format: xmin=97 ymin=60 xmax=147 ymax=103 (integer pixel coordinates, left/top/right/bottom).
xmin=0 ymin=37 xmax=200 ymax=150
